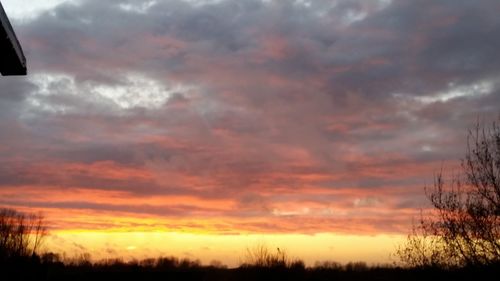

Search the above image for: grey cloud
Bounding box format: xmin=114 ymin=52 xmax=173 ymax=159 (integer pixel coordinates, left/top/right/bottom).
xmin=14 ymin=0 xmax=500 ymax=99
xmin=1 ymin=0 xmax=499 ymax=232
xmin=326 ymin=0 xmax=500 ymax=100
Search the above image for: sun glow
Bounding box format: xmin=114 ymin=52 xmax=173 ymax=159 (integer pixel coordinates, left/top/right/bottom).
xmin=45 ymin=230 xmax=405 ymax=267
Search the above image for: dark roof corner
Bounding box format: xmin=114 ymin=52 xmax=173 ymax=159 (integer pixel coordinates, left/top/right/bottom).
xmin=0 ymin=1 xmax=27 ymax=76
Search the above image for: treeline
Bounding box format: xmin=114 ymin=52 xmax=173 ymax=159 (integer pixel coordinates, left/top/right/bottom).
xmin=2 ymin=251 xmax=499 ymax=281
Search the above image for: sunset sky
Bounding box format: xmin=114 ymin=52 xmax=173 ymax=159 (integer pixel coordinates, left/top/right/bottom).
xmin=0 ymin=0 xmax=499 ymax=267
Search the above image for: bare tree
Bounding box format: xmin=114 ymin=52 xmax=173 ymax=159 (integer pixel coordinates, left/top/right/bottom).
xmin=397 ymin=120 xmax=500 ymax=268
xmin=0 ymin=208 xmax=47 ymax=260
xmin=396 ymin=215 xmax=453 ymax=268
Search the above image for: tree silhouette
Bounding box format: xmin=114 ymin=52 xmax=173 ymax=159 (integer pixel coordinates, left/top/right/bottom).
xmin=0 ymin=208 xmax=47 ymax=261
xmin=397 ymin=120 xmax=500 ymax=268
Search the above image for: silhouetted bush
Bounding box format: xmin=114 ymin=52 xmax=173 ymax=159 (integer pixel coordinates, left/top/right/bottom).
xmin=208 ymin=259 xmax=227 ymax=269
xmin=241 ymin=243 xmax=304 ymax=270
xmin=41 ymin=252 xmax=62 ymax=264
xmin=313 ymin=260 xmax=343 ymax=270
xmin=345 ymin=261 xmax=368 ymax=271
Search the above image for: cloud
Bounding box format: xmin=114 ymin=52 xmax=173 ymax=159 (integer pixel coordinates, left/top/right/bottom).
xmin=0 ymin=0 xmax=499 ymax=234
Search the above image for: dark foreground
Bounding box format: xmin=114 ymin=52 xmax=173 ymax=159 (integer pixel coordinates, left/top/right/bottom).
xmin=1 ymin=258 xmax=499 ymax=281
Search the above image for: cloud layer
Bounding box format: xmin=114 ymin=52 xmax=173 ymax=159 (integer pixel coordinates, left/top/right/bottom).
xmin=0 ymin=0 xmax=499 ymax=234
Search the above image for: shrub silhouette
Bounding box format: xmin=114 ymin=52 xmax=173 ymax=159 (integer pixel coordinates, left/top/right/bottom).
xmin=241 ymin=243 xmax=304 ymax=269
xmin=313 ymin=260 xmax=343 ymax=270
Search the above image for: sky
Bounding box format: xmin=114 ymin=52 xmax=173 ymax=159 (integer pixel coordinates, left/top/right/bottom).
xmin=0 ymin=0 xmax=499 ymax=267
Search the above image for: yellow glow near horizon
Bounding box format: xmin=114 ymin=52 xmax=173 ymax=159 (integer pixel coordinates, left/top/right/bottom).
xmin=44 ymin=230 xmax=405 ymax=267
